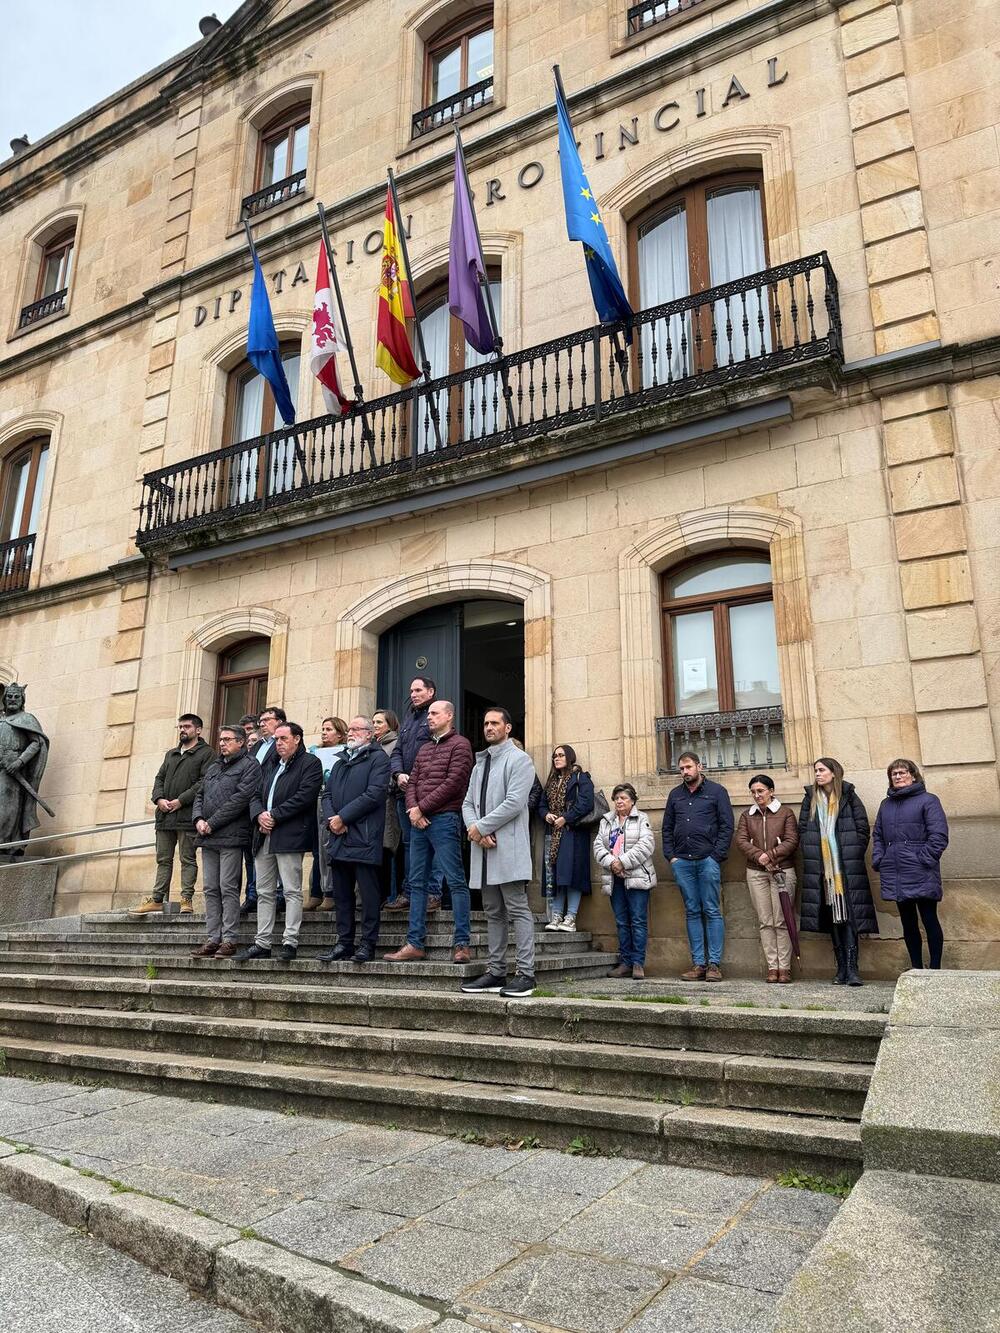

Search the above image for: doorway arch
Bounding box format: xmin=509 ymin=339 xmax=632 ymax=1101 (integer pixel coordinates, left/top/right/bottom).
xmin=332 ymin=560 xmax=552 ymax=767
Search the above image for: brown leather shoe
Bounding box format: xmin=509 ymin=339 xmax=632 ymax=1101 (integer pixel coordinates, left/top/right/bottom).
xmin=180 ymin=900 xmax=194 ymax=915
xmin=453 ymin=946 xmax=472 ymax=964
xmin=681 ymin=965 xmax=707 ymax=981
xmin=214 ymin=942 xmax=238 ymax=958
xmin=301 ymin=897 xmax=323 ymax=912
xmin=766 ymin=969 xmax=779 ymax=983
xmin=384 ymin=944 xmax=426 ymax=962
xmin=319 ymin=897 xmax=335 ymax=912
xmin=190 ymin=940 xmax=219 ymax=958
xmin=777 ymin=970 xmax=792 ymax=983
xmin=606 ymin=962 xmax=631 ymax=978
xmin=383 ymin=898 xmax=410 ymax=912
xmin=705 ymin=964 xmax=723 ymax=982
xmin=632 ymin=965 xmax=645 ymax=980
xmin=426 ymin=897 xmax=442 ymax=912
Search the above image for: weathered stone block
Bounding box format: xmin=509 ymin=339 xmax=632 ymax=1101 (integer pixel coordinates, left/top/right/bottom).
xmin=848 ymin=77 xmax=908 ymax=132
xmin=881 ymin=385 xmax=949 ymax=421
xmin=865 ymin=230 xmax=931 ymax=285
xmin=844 ymin=38 xmax=904 ymax=93
xmin=893 ymin=506 xmax=967 ymax=561
xmin=89 ymin=1192 xmax=240 ymax=1290
xmin=860 ymin=189 xmax=925 ymax=244
xmin=870 ymin=272 xmax=935 ymax=327
xmin=0 ymin=862 xmax=57 ymax=925
xmin=852 ymin=113 xmax=914 ymax=168
xmin=899 ymin=555 xmax=972 ymax=609
xmin=916 ymin=707 xmax=996 ymax=765
xmin=857 ymin=150 xmax=920 ymax=204
xmin=839 ymin=3 xmax=899 ymax=58
xmin=911 ymin=655 xmax=988 ymax=712
xmin=0 ymin=1153 xmax=117 ymax=1229
xmin=888 ymin=456 xmax=960 ymax=513
xmin=883 ymin=409 xmax=954 ymax=465
xmin=905 ymin=605 xmax=981 ymax=660
xmin=874 ymin=313 xmax=941 ymax=355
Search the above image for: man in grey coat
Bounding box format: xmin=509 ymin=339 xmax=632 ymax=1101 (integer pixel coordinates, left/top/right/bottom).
xmin=191 ymin=725 xmax=261 ymax=958
xmin=461 ymin=707 xmax=537 ymax=998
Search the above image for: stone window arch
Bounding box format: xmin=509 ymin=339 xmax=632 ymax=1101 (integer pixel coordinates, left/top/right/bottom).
xmin=331 ymin=559 xmax=551 ymax=768
xmin=619 ymin=505 xmax=819 ymax=784
xmin=0 ymin=411 xmax=62 ymax=593
xmin=10 ymin=207 xmax=84 ymax=339
xmin=177 ymin=607 xmax=289 ymax=728
xmin=227 ymin=76 xmax=321 ymax=233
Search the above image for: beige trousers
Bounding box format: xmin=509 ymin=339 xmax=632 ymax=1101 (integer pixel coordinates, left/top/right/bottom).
xmin=746 ymin=866 xmax=795 ymax=971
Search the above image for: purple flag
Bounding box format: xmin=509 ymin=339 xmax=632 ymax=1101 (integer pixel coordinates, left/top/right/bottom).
xmin=448 ymin=146 xmax=496 ymax=355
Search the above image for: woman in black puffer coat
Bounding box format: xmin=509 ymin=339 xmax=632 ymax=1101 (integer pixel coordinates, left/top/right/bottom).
xmin=798 ymin=757 xmax=878 ymax=986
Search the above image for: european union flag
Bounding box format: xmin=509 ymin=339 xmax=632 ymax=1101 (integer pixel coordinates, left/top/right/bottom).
xmin=555 ymin=70 xmax=633 ymax=335
xmin=247 ymin=251 xmax=296 ymax=426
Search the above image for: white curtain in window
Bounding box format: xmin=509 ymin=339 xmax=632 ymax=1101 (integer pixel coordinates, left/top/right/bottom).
xmin=418 ymin=301 xmax=451 ymax=453
xmin=707 ymin=186 xmax=768 ymax=365
xmin=464 ymin=280 xmax=502 ymax=438
xmin=638 ymin=206 xmax=690 ymax=387
xmin=231 ymin=374 xmax=265 ymax=504
xmin=268 ymin=352 xmax=300 ymax=494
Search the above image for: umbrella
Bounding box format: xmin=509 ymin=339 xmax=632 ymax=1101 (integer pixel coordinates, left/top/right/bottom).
xmin=773 ymin=869 xmax=801 ymax=959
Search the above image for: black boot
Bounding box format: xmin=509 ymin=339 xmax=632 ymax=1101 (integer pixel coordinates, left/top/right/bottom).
xmin=830 ymin=924 xmax=848 ymax=985
xmin=844 ymin=925 xmax=863 ymax=987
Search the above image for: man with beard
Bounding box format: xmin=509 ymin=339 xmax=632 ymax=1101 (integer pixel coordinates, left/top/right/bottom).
xmin=662 ymin=751 xmax=734 ymax=982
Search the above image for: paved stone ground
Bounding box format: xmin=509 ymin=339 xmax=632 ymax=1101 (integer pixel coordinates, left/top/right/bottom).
xmin=547 ymin=975 xmax=896 ymax=1012
xmin=0 ymin=1189 xmax=257 ymax=1333
xmin=0 ymin=1074 xmax=844 ymax=1333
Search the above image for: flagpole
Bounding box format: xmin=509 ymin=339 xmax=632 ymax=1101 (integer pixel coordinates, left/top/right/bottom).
xmin=316 ymin=203 xmax=365 ymax=405
xmin=454 ymin=128 xmax=501 ymax=355
xmin=387 ymin=166 xmax=443 ymax=454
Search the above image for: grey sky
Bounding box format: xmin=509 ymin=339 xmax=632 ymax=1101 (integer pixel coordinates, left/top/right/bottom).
xmin=1 ymin=1 xmax=242 ymax=149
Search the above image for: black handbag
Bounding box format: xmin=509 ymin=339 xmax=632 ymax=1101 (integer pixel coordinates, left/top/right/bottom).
xmin=580 ymin=788 xmax=610 ymax=826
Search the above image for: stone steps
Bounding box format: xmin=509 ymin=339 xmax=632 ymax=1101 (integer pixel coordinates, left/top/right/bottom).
xmin=0 ymin=1033 xmax=863 ymax=1177
xmin=0 ymin=948 xmax=619 ymax=989
xmin=0 ymin=999 xmax=872 ymax=1119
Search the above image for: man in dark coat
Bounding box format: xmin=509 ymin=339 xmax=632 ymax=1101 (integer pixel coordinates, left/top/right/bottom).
xmin=386 ymin=676 xmax=445 ymax=911
xmin=386 ymin=700 xmax=474 ymax=964
xmin=237 ymin=722 xmax=322 ymax=962
xmin=191 ymin=725 xmax=261 ymax=958
xmin=136 ymin=714 xmax=215 ymax=915
xmin=662 ymin=750 xmax=734 ymax=982
xmin=318 ymin=717 xmax=391 ymax=965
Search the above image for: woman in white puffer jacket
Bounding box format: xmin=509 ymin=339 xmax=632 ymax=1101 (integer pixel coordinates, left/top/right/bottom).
xmin=593 ymin=783 xmax=657 ymax=981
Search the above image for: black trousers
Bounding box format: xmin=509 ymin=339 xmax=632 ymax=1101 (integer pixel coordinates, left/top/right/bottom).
xmin=897 ymin=897 xmax=943 ymax=968
xmin=331 ymin=861 xmax=381 ymax=951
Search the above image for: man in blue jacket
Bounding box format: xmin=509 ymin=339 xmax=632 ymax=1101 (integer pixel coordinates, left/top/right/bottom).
xmin=318 ymin=717 xmax=391 ymax=965
xmin=662 ymin=751 xmax=734 ymax=981
xmin=387 ymin=676 xmax=445 ymax=912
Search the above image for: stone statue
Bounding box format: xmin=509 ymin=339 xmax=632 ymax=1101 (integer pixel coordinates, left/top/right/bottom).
xmin=0 ymin=682 xmax=51 ymax=863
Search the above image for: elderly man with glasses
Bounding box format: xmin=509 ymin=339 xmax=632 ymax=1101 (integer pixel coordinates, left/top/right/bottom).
xmin=318 ymin=716 xmax=392 ymax=965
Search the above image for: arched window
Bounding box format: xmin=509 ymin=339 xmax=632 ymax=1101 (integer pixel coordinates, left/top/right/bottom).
xmin=1 ymin=436 xmax=48 ymax=593
xmin=416 ymin=271 xmax=501 ymax=451
xmin=630 ymin=172 xmax=769 ymax=380
xmin=661 ymin=551 xmax=780 ymax=715
xmin=244 ymin=104 xmax=310 ymax=217
xmin=222 ymin=344 xmax=301 ymax=500
xmin=214 ymin=637 xmax=270 ymax=733
xmin=415 ymin=8 xmax=494 ymax=136
xmin=19 ymin=224 xmax=76 ymax=329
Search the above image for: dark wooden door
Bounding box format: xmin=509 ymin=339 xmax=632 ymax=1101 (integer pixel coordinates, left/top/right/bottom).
xmin=376 ymin=604 xmax=463 ymax=720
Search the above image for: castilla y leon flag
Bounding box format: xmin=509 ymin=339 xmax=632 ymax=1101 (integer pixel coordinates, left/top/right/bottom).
xmin=311 ymin=240 xmax=353 ymax=416
xmin=375 ymin=187 xmax=420 ymax=386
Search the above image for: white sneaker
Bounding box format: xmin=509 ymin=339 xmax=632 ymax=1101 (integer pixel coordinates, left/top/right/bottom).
xmin=545 ymin=914 xmax=563 ymax=931
xmin=558 ymin=914 xmax=577 ymax=932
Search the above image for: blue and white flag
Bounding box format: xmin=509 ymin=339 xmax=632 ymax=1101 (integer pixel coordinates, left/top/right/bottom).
xmin=554 ymin=71 xmax=633 ymax=334
xmin=248 ymin=252 xmax=296 ymax=425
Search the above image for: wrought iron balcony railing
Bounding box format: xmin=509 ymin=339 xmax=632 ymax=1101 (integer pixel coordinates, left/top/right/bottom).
xmin=136 ymin=252 xmax=841 ymax=544
xmin=0 ymin=534 xmax=36 ymax=596
xmin=656 ymin=706 xmax=787 ymax=773
xmin=241 ymin=169 xmax=308 ymax=220
xmin=412 ymin=77 xmax=494 ymax=138
xmin=627 ymin=0 xmax=706 ymax=35
xmin=18 ymin=289 xmax=68 ymax=330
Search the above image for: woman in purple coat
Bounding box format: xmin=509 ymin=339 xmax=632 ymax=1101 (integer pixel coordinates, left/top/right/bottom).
xmin=872 ymin=758 xmax=949 ymax=969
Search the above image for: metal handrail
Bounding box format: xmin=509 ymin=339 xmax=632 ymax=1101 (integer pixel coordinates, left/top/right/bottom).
xmin=18 ymin=287 xmax=68 ymax=329
xmin=0 ymin=818 xmax=155 ymax=853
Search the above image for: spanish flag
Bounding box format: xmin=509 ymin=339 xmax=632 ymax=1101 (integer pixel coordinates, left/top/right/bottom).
xmin=375 ymin=188 xmax=420 ymax=386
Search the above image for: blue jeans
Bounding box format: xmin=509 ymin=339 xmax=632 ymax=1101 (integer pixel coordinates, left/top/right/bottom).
xmin=672 ymin=856 xmax=724 ymax=966
xmin=397 ymin=794 xmax=444 ymax=900
xmin=610 ymin=881 xmax=649 ymax=967
xmin=406 ymin=812 xmax=470 ymax=949
xmin=550 ymin=887 xmax=582 ymax=917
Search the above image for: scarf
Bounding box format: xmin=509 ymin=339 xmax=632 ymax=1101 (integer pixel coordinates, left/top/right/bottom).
xmin=816 ymin=790 xmax=848 ymax=922
xmin=545 ymin=769 xmax=572 ymax=866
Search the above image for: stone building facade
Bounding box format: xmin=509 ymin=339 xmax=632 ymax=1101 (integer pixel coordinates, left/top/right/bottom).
xmin=1 ymin=0 xmax=998 ymax=977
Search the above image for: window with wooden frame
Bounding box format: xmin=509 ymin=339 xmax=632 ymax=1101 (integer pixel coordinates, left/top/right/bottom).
xmin=661 ymin=551 xmax=781 ymax=717
xmin=416 ymin=9 xmax=494 ymax=134
xmin=222 ymin=344 xmax=301 ymax=501
xmin=628 ymin=171 xmax=769 ymax=381
xmin=213 ymin=638 xmax=270 ymax=734
xmin=36 ymin=227 xmax=75 ymax=301
xmin=415 ymin=269 xmax=501 ymax=451
xmin=255 ymin=105 xmax=310 ymax=193
xmin=1 ymin=436 xmax=49 ymax=544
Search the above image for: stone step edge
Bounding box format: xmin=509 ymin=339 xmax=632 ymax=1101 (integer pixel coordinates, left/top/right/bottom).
xmin=0 ymin=970 xmax=889 ymax=1039
xmin=0 ymin=1035 xmax=863 ymax=1163
xmin=0 ymin=1000 xmax=874 ymax=1091
xmin=0 ymin=1149 xmax=445 ymax=1333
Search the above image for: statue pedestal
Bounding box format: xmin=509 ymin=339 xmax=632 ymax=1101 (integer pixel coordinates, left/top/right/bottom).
xmin=0 ymin=861 xmax=57 ymax=925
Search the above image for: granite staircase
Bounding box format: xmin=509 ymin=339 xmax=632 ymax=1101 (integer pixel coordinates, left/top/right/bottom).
xmin=0 ymin=912 xmax=885 ymax=1177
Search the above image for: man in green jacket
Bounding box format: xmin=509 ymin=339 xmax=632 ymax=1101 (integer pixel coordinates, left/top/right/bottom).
xmin=134 ymin=714 xmax=215 ymax=915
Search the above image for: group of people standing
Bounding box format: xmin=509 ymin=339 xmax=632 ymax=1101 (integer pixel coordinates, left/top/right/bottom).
xmin=139 ymin=691 xmax=950 ymax=989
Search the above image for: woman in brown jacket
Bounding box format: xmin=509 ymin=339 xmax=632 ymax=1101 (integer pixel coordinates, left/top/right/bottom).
xmin=734 ymin=773 xmax=800 ymax=983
